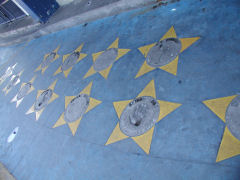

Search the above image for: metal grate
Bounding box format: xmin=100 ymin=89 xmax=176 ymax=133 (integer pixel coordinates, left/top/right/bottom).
xmin=0 ymin=0 xmax=26 ymax=24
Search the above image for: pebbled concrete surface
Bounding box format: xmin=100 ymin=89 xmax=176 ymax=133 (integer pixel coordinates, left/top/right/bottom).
xmin=0 ymin=0 xmax=239 ymax=179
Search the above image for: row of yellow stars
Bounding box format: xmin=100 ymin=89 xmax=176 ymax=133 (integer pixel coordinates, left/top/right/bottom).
xmin=3 ymin=26 xmax=239 ymax=162
xmin=35 ymin=26 xmax=199 ymax=79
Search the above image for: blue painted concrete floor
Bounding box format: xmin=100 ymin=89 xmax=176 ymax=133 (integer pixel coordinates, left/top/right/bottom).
xmin=0 ymin=0 xmax=240 ymax=179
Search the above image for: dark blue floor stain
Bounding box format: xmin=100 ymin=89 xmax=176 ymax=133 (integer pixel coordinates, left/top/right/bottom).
xmin=0 ymin=0 xmax=239 ymax=179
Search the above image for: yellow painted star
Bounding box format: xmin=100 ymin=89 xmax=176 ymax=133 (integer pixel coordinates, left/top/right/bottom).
xmin=83 ymin=38 xmax=131 ymax=79
xmin=11 ymin=75 xmax=36 ymax=108
xmin=106 ymin=80 xmax=182 ymax=154
xmin=135 ymin=26 xmax=199 ymax=78
xmin=35 ymin=45 xmax=60 ymax=74
xmin=53 ymin=81 xmax=102 ymax=136
xmin=26 ymin=79 xmax=59 ymax=121
xmin=2 ymin=70 xmax=24 ymax=95
xmin=54 ymin=44 xmax=87 ymax=78
xmin=203 ymin=95 xmax=240 ymax=162
xmin=0 ymin=63 xmax=17 ymax=85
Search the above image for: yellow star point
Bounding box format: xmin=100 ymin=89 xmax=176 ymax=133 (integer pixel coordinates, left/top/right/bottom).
xmin=137 ymin=80 xmax=156 ymax=98
xmin=132 ymin=126 xmax=155 ymax=154
xmin=159 ymin=56 xmax=179 ymax=75
xmin=138 ymin=43 xmax=156 ymax=58
xmin=29 ymin=75 xmax=37 ymax=83
xmin=108 ymin=38 xmax=119 ymax=49
xmin=16 ymin=99 xmax=23 ymax=108
xmin=136 ymin=26 xmax=199 ymax=78
xmin=98 ymin=64 xmax=112 ymax=79
xmin=80 ymin=81 xmax=93 ymax=95
xmin=75 ymin=43 xmax=84 ymax=53
xmin=68 ymin=118 xmax=82 ymax=136
xmin=48 ymin=79 xmax=58 ymax=90
xmin=84 ymin=66 xmax=96 ymax=79
xmin=216 ymin=127 xmax=240 ymax=162
xmin=35 ymin=64 xmax=42 ymax=72
xmin=48 ymin=92 xmax=59 ymax=104
xmin=105 ymin=123 xmax=128 ymax=145
xmin=85 ymin=97 xmax=102 ymax=113
xmin=135 ymin=61 xmax=155 ymax=79
xmin=116 ymin=49 xmax=131 ymax=60
xmin=157 ymin=100 xmax=182 ymax=122
xmin=53 ymin=113 xmax=66 ymax=128
xmin=179 ymin=37 xmax=200 ymax=53
xmin=54 ymin=66 xmax=62 ymax=76
xmin=63 ymin=67 xmax=72 ymax=78
xmin=65 ymin=96 xmax=75 ymax=109
xmin=203 ymin=95 xmax=237 ymax=122
xmin=92 ymin=51 xmax=104 ymax=62
xmin=35 ymin=109 xmax=44 ymax=121
xmin=62 ymin=54 xmax=71 ymax=63
xmin=113 ymin=100 xmax=133 ymax=119
xmin=160 ymin=26 xmax=177 ymax=40
xmin=41 ymin=67 xmax=48 ymax=74
xmin=77 ymin=53 xmax=87 ymax=63
xmin=53 ymin=45 xmax=60 ymax=53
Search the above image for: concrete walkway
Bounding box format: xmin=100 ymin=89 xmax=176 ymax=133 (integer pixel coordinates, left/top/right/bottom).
xmin=0 ymin=0 xmax=164 ymax=46
xmin=0 ymin=0 xmax=239 ymax=179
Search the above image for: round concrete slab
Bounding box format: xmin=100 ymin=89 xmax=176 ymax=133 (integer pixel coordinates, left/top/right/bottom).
xmin=64 ymin=94 xmax=90 ymax=123
xmin=93 ymin=48 xmax=118 ymax=72
xmin=41 ymin=52 xmax=56 ymax=68
xmin=6 ymin=75 xmax=19 ymax=90
xmin=225 ymin=95 xmax=240 ymax=140
xmin=61 ymin=52 xmax=79 ymax=71
xmin=120 ymin=96 xmax=160 ymax=137
xmin=17 ymin=82 xmax=32 ymax=100
xmin=146 ymin=38 xmax=181 ymax=67
xmin=34 ymin=89 xmax=53 ymax=111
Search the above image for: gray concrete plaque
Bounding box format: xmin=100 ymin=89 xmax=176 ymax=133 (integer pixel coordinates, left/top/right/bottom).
xmin=146 ymin=38 xmax=181 ymax=67
xmin=17 ymin=82 xmax=32 ymax=100
xmin=6 ymin=75 xmax=19 ymax=90
xmin=61 ymin=52 xmax=80 ymax=71
xmin=120 ymin=96 xmax=160 ymax=137
xmin=34 ymin=89 xmax=53 ymax=111
xmin=226 ymin=95 xmax=240 ymax=141
xmin=41 ymin=52 xmax=56 ymax=68
xmin=64 ymin=94 xmax=90 ymax=123
xmin=93 ymin=48 xmax=118 ymax=72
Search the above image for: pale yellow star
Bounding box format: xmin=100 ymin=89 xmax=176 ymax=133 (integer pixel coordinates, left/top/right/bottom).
xmin=203 ymin=95 xmax=240 ymax=162
xmin=136 ymin=26 xmax=199 ymax=78
xmin=53 ymin=82 xmax=102 ymax=136
xmin=0 ymin=63 xmax=17 ymax=85
xmin=26 ymin=79 xmax=59 ymax=121
xmin=2 ymin=70 xmax=24 ymax=95
xmin=106 ymin=80 xmax=181 ymax=154
xmin=11 ymin=75 xmax=36 ymax=108
xmin=35 ymin=45 xmax=60 ymax=74
xmin=54 ymin=44 xmax=87 ymax=78
xmin=83 ymin=38 xmax=131 ymax=79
